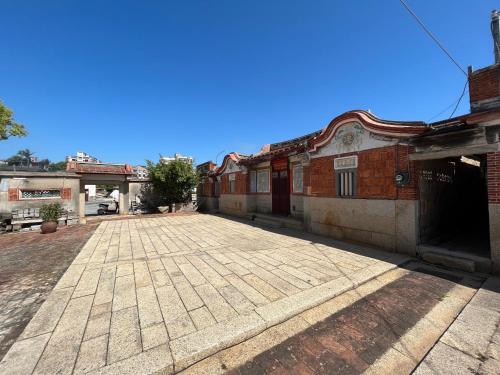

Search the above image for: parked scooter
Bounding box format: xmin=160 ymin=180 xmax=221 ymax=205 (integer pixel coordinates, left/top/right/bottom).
xmin=97 ymin=200 xmax=119 ymax=215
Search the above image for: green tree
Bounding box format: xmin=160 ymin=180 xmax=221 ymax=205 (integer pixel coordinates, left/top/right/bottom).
xmin=6 ymin=155 xmax=23 ymax=166
xmin=16 ymin=149 xmax=35 ymax=167
xmin=48 ymin=161 xmax=67 ymax=171
xmin=146 ymin=159 xmax=199 ymax=207
xmin=0 ymin=100 xmax=27 ymax=140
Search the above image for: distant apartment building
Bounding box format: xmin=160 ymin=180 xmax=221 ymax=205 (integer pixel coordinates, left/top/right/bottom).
xmin=160 ymin=153 xmax=193 ymax=164
xmin=66 ymin=151 xmax=101 ymax=164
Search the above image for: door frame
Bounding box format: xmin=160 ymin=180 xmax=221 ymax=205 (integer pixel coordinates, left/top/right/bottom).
xmin=271 ymin=158 xmax=290 ymax=216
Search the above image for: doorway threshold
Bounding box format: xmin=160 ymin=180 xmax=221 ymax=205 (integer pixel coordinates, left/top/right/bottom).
xmin=417 ymin=244 xmax=492 ymax=274
xmin=246 ymin=212 xmax=304 ymax=230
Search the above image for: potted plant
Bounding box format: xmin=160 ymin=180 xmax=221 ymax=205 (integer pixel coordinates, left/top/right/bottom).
xmin=40 ymin=202 xmax=62 ymax=234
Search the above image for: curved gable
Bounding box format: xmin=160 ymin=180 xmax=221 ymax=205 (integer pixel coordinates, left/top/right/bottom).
xmin=309 ymin=110 xmax=428 ymax=156
xmin=216 ymin=153 xmax=244 ymax=175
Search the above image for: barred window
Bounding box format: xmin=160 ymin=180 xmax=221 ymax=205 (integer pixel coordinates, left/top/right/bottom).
xmin=336 ymin=170 xmax=356 ymax=197
xmin=20 ymin=189 xmax=61 ymax=200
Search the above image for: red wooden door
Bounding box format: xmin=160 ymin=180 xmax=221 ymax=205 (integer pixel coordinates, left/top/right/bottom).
xmin=272 ymin=169 xmax=290 ymax=216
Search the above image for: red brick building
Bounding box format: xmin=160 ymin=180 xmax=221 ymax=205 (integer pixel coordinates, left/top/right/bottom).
xmin=198 ymin=16 xmax=500 ymax=273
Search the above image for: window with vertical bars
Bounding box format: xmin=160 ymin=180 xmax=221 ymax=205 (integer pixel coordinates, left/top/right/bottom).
xmin=336 ymin=170 xmax=356 ymax=197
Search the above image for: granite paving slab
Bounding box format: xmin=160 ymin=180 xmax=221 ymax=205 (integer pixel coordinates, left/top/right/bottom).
xmin=0 ymin=214 xmax=408 ymax=374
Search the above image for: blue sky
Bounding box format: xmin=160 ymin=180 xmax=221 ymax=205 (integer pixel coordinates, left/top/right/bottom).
xmin=0 ymin=1 xmax=498 ymax=165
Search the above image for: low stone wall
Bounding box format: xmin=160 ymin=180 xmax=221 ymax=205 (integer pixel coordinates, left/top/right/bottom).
xmin=290 ymin=195 xmax=304 ymax=219
xmin=219 ymin=194 xmax=248 ymax=216
xmin=395 ymin=200 xmax=419 ymax=256
xmin=305 ymin=196 xmax=418 ymax=255
xmin=247 ymin=194 xmax=272 ymax=214
xmin=197 ymin=196 xmax=220 ymax=213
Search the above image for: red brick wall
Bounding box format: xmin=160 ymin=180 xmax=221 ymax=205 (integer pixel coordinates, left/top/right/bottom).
xmin=358 ymin=147 xmax=396 ymax=199
xmin=221 ymin=174 xmax=228 ymax=194
xmin=220 ymin=172 xmax=247 ymax=194
xmin=62 ymin=188 xmax=72 ymax=200
xmin=469 ymin=65 xmax=500 ymax=105
xmin=396 ymin=145 xmax=418 ymax=200
xmin=308 ymin=145 xmax=417 ymax=200
xmin=8 ymin=187 xmax=73 ymax=201
xmin=309 ymin=155 xmax=336 ymax=197
xmin=488 ymin=152 xmax=500 ymax=204
xmin=8 ymin=188 xmax=18 ymax=201
xmin=199 ymin=178 xmax=213 ymax=197
xmin=303 ymin=164 xmax=311 ymax=194
xmin=235 ymin=172 xmax=247 ymax=194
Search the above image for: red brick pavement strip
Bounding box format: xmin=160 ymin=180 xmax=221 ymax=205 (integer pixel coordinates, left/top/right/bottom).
xmin=84 ymin=211 xmax=199 ymax=223
xmin=0 ymin=223 xmax=98 ymax=360
xmin=228 ymin=269 xmax=464 ymax=375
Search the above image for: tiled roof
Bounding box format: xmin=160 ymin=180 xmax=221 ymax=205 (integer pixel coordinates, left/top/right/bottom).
xmin=66 ymin=162 xmax=135 ymax=175
xmin=241 ymin=130 xmax=320 ymax=164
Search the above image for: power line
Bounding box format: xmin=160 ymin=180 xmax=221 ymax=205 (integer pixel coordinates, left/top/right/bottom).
xmin=399 ymin=0 xmax=467 ymax=76
xmin=427 ymin=79 xmax=469 ymax=122
xmin=448 ymin=79 xmax=469 ymax=118
xmin=427 ymin=78 xmax=469 ymax=122
xmin=427 ymin=99 xmax=460 ymax=122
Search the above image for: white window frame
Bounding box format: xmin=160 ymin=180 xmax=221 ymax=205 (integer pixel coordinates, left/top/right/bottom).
xmin=256 ymin=169 xmax=270 ymax=193
xmin=250 ymin=170 xmax=257 ymax=193
xmin=249 ymin=169 xmax=270 ymax=193
xmin=292 ymin=164 xmax=303 ymax=193
xmin=336 ymin=170 xmax=356 ymax=197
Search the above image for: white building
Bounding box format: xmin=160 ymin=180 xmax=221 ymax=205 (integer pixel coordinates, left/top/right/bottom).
xmin=160 ymin=153 xmax=193 ymax=164
xmin=66 ymin=151 xmax=101 ymax=164
xmin=85 ymin=184 xmax=96 ymax=200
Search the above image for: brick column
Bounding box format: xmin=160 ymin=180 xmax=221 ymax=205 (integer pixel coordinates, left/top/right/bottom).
xmin=487 ymin=152 xmax=500 ymax=271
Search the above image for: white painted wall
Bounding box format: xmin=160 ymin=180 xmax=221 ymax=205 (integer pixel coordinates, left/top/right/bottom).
xmin=84 ymin=184 xmax=96 ymax=199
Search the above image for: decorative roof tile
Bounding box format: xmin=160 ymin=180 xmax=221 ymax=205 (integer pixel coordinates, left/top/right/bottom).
xmin=66 ymin=162 xmax=134 ymax=175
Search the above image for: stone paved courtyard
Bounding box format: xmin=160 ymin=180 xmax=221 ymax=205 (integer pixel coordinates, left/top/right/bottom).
xmin=0 ymin=214 xmax=408 ymax=374
xmin=0 ymin=224 xmax=99 ymax=361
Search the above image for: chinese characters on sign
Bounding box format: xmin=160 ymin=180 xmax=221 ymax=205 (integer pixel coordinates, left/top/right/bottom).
xmin=334 ymin=156 xmax=358 ymax=170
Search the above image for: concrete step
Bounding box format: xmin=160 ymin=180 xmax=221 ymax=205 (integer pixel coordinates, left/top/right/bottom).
xmin=418 ymin=245 xmax=492 ymax=274
xmin=246 ymin=213 xmax=305 ymax=231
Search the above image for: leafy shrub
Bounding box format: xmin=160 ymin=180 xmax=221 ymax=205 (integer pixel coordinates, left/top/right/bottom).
xmin=40 ymin=202 xmax=62 ymax=222
xmin=146 ymin=159 xmax=199 ymax=206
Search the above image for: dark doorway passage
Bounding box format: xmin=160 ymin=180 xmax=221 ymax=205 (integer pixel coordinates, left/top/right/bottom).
xmin=272 ymin=165 xmax=290 ymax=216
xmin=418 ymin=156 xmax=490 ymax=257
